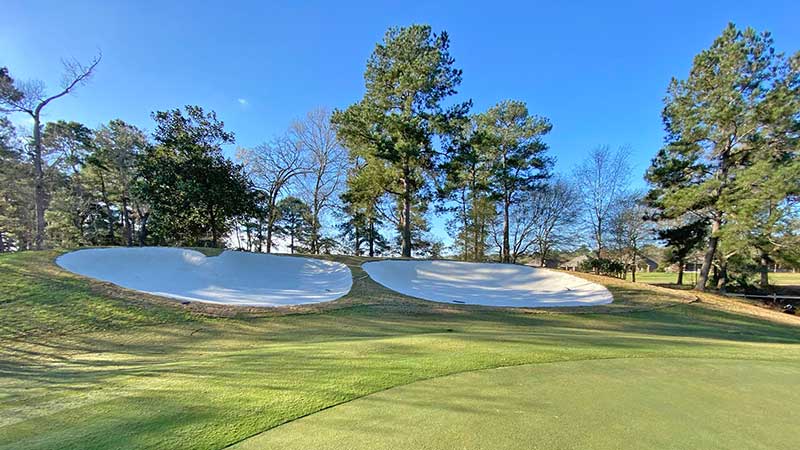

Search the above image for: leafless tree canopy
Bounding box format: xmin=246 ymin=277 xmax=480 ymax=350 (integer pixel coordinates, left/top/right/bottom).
xmin=1 ymin=55 xmax=101 ymax=116
xmin=490 ymin=177 xmax=578 ymax=264
xmin=290 ymin=107 xmax=347 ymax=253
xmin=237 ymin=136 xmax=310 ymax=252
xmin=573 ymin=145 xmax=631 ymax=257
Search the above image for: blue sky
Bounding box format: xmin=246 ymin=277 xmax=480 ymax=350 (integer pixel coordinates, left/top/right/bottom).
xmin=3 ymin=0 xmax=799 ymax=246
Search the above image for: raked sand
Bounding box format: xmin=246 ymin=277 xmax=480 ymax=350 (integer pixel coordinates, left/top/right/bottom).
xmin=56 ymin=247 xmax=353 ymax=307
xmin=362 ymin=259 xmax=612 ymax=307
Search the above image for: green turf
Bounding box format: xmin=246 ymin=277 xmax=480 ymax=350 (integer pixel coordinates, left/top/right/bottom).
xmin=0 ymin=249 xmax=798 ymax=450
xmin=628 ymin=270 xmax=800 ymax=286
xmin=238 ymin=358 xmax=800 ymax=450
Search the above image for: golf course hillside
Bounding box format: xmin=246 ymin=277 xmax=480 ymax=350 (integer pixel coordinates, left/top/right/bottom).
xmin=1 ymin=249 xmax=799 ymax=450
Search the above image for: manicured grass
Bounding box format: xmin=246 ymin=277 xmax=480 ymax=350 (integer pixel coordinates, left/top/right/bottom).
xmin=627 ymin=270 xmax=800 ymax=286
xmin=626 ymin=271 xmax=693 ymax=285
xmin=0 ymin=249 xmax=798 ymax=450
xmin=240 ymin=358 xmax=800 ymax=450
xmin=770 ymin=272 xmax=800 ymax=286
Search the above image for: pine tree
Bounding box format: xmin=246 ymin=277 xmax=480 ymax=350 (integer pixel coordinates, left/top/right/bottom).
xmin=476 ymin=100 xmax=553 ymax=263
xmin=646 ymin=23 xmax=799 ymax=291
xmin=333 ymin=25 xmax=469 ymax=257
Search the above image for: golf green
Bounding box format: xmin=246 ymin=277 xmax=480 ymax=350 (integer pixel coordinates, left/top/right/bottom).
xmin=235 ymin=357 xmax=800 ymax=450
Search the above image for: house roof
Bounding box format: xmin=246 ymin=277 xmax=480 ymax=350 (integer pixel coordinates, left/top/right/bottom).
xmin=561 ymin=254 xmax=589 ymax=267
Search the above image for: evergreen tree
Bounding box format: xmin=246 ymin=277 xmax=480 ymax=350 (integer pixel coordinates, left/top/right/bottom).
xmin=439 ymin=119 xmax=494 ymax=261
xmin=276 ymin=196 xmax=311 ymax=254
xmin=476 ymin=100 xmax=553 ymax=263
xmin=332 ymin=24 xmax=469 ymax=257
xmin=92 ymin=120 xmax=149 ymax=246
xmin=0 ymin=117 xmax=33 ymax=251
xmin=646 ymin=23 xmax=799 ymax=291
xmin=657 ymin=219 xmax=709 ymax=286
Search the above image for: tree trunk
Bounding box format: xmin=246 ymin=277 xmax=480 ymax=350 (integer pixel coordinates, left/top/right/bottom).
xmin=502 ymin=195 xmax=510 ymax=263
xmin=209 ymin=206 xmax=218 ymax=247
xmin=32 ymin=115 xmax=46 ymax=250
xmin=473 ymin=222 xmax=480 ymax=262
xmin=695 ymin=218 xmax=720 ymax=291
xmin=592 ymin=217 xmax=603 ymax=274
xmin=257 ymin=217 xmax=264 ymax=252
xmin=265 ymin=206 xmax=276 ymax=253
xmin=290 ymin=231 xmax=295 ymax=254
xmin=717 ymin=261 xmax=728 ymax=293
xmin=759 ymin=251 xmax=770 ymax=289
xmin=368 ymin=219 xmax=375 ymax=257
xmin=631 ymin=253 xmax=637 ymax=282
xmin=676 ymin=259 xmax=685 ymax=286
xmin=138 ymin=211 xmax=149 ymax=246
xmin=401 ymin=167 xmax=412 ymax=258
xmin=354 ymin=226 xmax=361 ymax=256
xmin=99 ymin=173 xmax=115 ymax=242
xmin=122 ymin=192 xmax=132 ymax=246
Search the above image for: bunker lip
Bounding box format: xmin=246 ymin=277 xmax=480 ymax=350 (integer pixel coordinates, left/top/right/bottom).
xmin=362 ymin=259 xmax=613 ymax=308
xmin=56 ymin=247 xmax=353 ymax=307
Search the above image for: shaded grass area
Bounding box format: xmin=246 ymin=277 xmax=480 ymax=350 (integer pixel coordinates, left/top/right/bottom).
xmin=240 ymin=358 xmax=800 ymax=450
xmin=0 ymin=249 xmax=798 ymax=450
xmin=0 ymin=251 xmax=197 ymax=338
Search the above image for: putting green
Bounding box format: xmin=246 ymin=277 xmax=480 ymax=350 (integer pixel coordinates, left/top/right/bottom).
xmin=234 ymin=358 xmax=800 ymax=450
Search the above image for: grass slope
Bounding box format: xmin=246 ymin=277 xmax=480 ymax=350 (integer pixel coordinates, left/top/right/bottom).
xmin=0 ymin=249 xmax=798 ymax=450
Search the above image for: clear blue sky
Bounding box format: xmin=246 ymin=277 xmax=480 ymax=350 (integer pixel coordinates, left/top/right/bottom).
xmin=3 ymin=0 xmax=798 ymax=245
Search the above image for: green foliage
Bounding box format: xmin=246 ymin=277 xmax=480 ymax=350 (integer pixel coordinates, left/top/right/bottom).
xmin=135 ymin=106 xmax=254 ymax=247
xmin=657 ymin=220 xmax=708 ymax=264
xmin=333 ymin=24 xmax=470 ymax=257
xmin=646 ymin=23 xmax=800 ymax=289
xmin=581 ymin=256 xmax=626 ymax=278
xmin=276 ymin=196 xmax=312 ymax=253
xmin=0 ymin=118 xmax=33 ymax=251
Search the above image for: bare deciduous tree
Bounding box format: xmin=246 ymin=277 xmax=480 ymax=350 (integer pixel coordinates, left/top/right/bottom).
xmin=290 ymin=108 xmax=346 ymax=254
xmin=490 ymin=178 xmax=578 ymax=264
xmin=573 ymin=145 xmax=630 ymax=259
xmin=526 ymin=178 xmax=579 ymax=266
xmin=609 ymin=194 xmax=653 ymax=282
xmin=237 ymin=137 xmax=308 ymax=253
xmin=0 ymin=55 xmax=101 ymax=249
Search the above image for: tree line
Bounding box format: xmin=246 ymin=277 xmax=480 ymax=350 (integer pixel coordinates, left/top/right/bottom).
xmin=1 ymin=23 xmax=797 ymax=292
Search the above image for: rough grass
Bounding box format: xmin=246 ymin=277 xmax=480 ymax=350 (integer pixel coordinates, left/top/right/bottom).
xmin=0 ymin=249 xmax=798 ymax=450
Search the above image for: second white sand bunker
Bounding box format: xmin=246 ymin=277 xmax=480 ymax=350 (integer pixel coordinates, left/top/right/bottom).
xmin=362 ymin=260 xmax=612 ymax=307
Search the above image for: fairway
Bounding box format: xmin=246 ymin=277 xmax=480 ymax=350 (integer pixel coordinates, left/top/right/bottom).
xmin=237 ymin=358 xmax=800 ymax=450
xmin=628 ymin=271 xmax=800 ymax=287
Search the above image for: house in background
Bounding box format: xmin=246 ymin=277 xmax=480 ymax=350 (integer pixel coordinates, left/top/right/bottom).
xmin=636 ymin=256 xmax=659 ymax=273
xmin=560 ymin=254 xmax=589 ymax=271
xmin=525 ymin=257 xmax=561 ymax=268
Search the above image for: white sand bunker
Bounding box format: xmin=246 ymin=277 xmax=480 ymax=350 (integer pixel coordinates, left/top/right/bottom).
xmin=57 ymin=247 xmax=353 ymax=307
xmin=363 ymin=260 xmax=612 ymax=307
